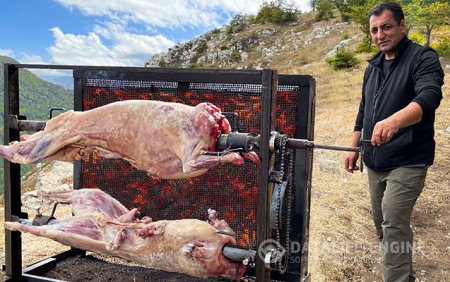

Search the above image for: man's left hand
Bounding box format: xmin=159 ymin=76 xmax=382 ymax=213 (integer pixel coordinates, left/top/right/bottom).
xmin=371 ymin=117 xmax=400 ymax=146
xmin=371 ymin=102 xmax=423 ymax=146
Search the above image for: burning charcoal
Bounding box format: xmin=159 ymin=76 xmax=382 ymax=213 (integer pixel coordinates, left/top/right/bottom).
xmin=0 ymin=100 xmax=259 ymax=179
xmin=5 ymin=188 xmax=247 ymax=279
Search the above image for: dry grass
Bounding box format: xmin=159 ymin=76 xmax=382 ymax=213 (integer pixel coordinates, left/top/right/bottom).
xmin=0 ymin=162 xmax=72 ymax=268
xmin=306 ymin=58 xmax=450 ymax=281
xmin=0 ymin=72 xmax=448 ymax=281
xmin=0 ymin=18 xmax=449 ymax=281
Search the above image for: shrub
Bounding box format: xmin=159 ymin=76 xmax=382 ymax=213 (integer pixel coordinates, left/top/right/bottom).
xmin=355 ymin=37 xmax=378 ymax=54
xmin=194 ymin=41 xmax=208 ymax=54
xmin=253 ymin=0 xmax=298 ymax=24
xmin=226 ymin=14 xmax=248 ymax=34
xmin=230 ymin=50 xmax=241 ymax=62
xmin=342 ymin=32 xmax=350 ymax=40
xmin=408 ymin=31 xmax=426 ymax=46
xmin=158 ymin=59 xmax=168 ymax=67
xmin=188 ymin=62 xmax=204 ymax=68
xmin=431 ymin=34 xmax=450 ymax=57
xmin=326 ymin=47 xmax=359 ymax=69
xmin=305 ymin=18 xmax=314 ymax=28
xmin=315 ymin=0 xmax=335 ymax=21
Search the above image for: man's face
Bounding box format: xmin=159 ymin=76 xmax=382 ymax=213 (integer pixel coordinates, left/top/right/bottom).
xmin=369 ymin=10 xmax=405 ymax=57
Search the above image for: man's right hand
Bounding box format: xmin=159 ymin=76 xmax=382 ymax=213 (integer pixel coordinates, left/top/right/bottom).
xmin=344 ymin=151 xmax=360 ymax=173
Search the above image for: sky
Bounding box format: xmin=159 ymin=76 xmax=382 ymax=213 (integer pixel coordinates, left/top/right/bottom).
xmin=0 ymin=0 xmax=310 ymax=78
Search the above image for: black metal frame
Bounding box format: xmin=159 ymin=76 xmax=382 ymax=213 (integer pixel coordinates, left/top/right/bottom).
xmin=290 ymin=75 xmax=315 ymax=281
xmin=3 ymin=64 xmax=315 ymax=282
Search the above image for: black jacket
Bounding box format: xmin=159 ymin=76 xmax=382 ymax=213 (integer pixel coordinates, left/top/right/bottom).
xmin=355 ymin=36 xmax=444 ymax=171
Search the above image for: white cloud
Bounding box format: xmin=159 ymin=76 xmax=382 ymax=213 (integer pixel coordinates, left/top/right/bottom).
xmin=0 ymin=48 xmax=15 ymax=58
xmin=24 ymin=0 xmax=310 ymax=78
xmin=54 ymin=0 xmax=311 ymax=29
xmin=18 ymin=53 xmax=46 ymax=64
xmin=47 ymin=0 xmax=311 ymax=66
xmin=47 ymin=26 xmax=175 ymax=67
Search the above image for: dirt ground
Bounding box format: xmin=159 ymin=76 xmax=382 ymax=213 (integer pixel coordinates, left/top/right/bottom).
xmin=306 ymin=66 xmax=450 ymax=281
xmin=0 ymin=70 xmax=448 ymax=281
xmin=41 ymin=253 xmax=228 ymax=282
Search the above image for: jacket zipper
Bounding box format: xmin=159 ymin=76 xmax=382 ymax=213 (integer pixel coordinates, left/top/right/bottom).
xmin=369 ymin=59 xmax=397 ymax=167
xmin=371 ymin=69 xmax=384 ymax=167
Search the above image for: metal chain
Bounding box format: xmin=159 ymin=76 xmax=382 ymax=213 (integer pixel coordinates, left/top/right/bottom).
xmin=284 ymin=146 xmax=294 ymax=266
xmin=274 ymin=134 xmax=293 ymax=274
xmin=273 ymin=135 xmax=283 ymax=258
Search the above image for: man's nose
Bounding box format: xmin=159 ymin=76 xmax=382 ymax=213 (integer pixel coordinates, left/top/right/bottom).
xmin=376 ymin=28 xmax=385 ymax=39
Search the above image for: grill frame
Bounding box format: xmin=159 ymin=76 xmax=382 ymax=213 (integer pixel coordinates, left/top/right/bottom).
xmin=3 ymin=64 xmax=315 ymax=282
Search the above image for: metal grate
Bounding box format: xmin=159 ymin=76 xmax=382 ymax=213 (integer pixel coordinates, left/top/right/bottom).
xmin=3 ymin=64 xmax=313 ymax=281
xmin=79 ymin=79 xmax=300 ymax=252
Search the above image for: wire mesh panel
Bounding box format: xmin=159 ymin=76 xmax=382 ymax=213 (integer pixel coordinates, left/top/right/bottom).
xmin=74 ymin=69 xmax=314 ymax=279
xmin=78 ymin=78 xmax=264 ymax=248
xmin=3 ymin=65 xmax=313 ymax=282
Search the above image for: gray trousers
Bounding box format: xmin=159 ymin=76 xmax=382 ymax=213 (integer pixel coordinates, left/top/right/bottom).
xmin=367 ymin=166 xmax=428 ymax=282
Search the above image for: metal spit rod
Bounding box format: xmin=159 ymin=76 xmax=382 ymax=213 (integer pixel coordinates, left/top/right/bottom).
xmin=222 ymin=245 xmax=257 ymax=265
xmin=216 ymin=132 xmax=361 ymax=153
xmin=10 ymin=117 xmax=362 ymax=154
xmin=286 ymin=138 xmax=360 ymax=152
xmin=15 ymin=217 xmax=256 ymax=265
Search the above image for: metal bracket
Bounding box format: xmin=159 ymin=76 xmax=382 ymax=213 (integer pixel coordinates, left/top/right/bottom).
xmin=32 ymin=203 xmax=59 ymax=226
xmin=49 ymin=108 xmax=66 ymax=119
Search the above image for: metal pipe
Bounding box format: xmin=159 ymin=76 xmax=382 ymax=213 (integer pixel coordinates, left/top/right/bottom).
xmin=287 ymin=138 xmax=360 ymax=152
xmin=17 ymin=120 xmax=46 ymax=132
xmin=222 ymin=244 xmax=256 ymax=265
xmin=18 ymin=217 xmax=60 ymax=226
xmin=8 ymin=115 xmax=46 ymax=132
xmin=217 ymin=133 xmax=360 ymax=153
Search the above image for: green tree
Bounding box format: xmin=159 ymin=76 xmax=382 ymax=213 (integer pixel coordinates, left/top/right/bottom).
xmin=315 ymin=0 xmax=335 ymax=21
xmin=333 ymin=0 xmax=367 ymax=22
xmin=226 ymin=14 xmax=249 ymax=34
xmin=431 ymin=33 xmax=450 ymax=57
xmin=404 ymin=0 xmax=450 ymax=46
xmin=309 ymin=0 xmax=318 ymax=11
xmin=346 ymin=0 xmax=380 ymax=50
xmin=253 ymin=0 xmax=298 ymax=24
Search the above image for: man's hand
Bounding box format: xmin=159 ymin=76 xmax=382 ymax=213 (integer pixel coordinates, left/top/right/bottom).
xmin=345 ymin=131 xmax=361 ymax=173
xmin=371 ymin=117 xmax=400 ymax=146
xmin=371 ymin=102 xmax=423 ymax=146
xmin=344 ymin=151 xmax=360 ymax=173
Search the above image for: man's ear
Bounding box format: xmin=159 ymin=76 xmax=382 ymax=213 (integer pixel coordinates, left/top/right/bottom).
xmin=400 ymin=19 xmax=406 ymax=34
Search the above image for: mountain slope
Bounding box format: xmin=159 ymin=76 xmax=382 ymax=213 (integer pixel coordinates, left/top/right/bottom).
xmin=0 ymin=55 xmax=73 ymax=193
xmin=1 ymin=12 xmax=448 ymax=282
xmin=0 ymin=55 xmax=73 ymax=121
xmin=145 ymin=14 xmax=450 ymax=281
xmin=146 ymin=14 xmax=361 ymax=74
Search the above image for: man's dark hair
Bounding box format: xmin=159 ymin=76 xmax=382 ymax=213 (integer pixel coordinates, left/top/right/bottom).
xmin=368 ymin=2 xmax=405 ymax=24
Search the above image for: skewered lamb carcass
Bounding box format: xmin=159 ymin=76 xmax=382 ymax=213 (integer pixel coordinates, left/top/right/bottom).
xmin=5 ymin=188 xmax=246 ymax=279
xmin=0 ymin=100 xmax=259 ymax=179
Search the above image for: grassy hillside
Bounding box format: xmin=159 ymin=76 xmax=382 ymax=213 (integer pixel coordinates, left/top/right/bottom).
xmin=0 ymin=9 xmax=448 ymax=281
xmin=0 ymin=55 xmax=73 ymax=194
xmin=146 ymin=11 xmax=450 ymax=281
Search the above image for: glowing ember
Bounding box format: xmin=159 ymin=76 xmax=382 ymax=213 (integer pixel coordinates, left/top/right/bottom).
xmin=80 ymin=84 xmax=299 ymax=248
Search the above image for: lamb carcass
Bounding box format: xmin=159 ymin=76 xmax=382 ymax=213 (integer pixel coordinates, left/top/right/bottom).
xmin=0 ymin=100 xmax=259 ymax=179
xmin=5 ymin=188 xmax=246 ymax=279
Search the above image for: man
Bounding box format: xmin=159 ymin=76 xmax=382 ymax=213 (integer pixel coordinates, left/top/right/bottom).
xmin=344 ymin=2 xmax=444 ymax=282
